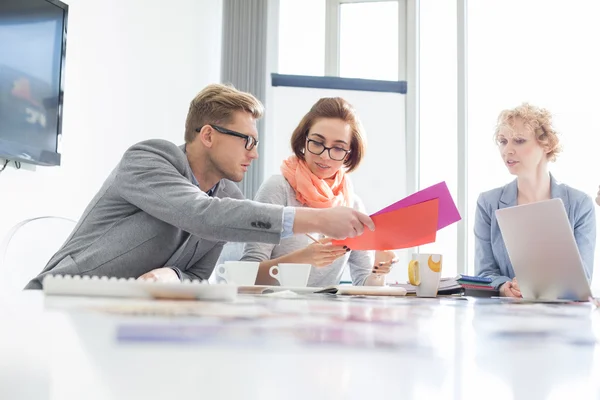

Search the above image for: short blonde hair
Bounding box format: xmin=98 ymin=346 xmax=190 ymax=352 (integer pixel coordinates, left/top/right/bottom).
xmin=494 ymin=102 xmax=562 ymax=162
xmin=184 ymin=83 xmax=264 ymax=143
xmin=290 ymin=97 xmax=366 ymax=173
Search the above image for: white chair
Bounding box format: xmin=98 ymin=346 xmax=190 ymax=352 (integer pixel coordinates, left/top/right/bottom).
xmin=0 ymin=216 xmax=76 ymax=293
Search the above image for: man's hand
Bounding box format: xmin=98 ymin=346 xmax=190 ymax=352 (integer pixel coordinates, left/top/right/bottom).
xmin=316 ymin=207 xmax=375 ymax=239
xmin=500 ymin=278 xmax=522 ymax=297
xmin=137 ymin=267 xmax=180 ymax=283
xmin=292 ymin=207 xmax=375 ymax=239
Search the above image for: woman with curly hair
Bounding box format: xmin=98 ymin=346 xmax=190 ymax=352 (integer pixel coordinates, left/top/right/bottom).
xmin=474 ymin=103 xmax=596 ymax=297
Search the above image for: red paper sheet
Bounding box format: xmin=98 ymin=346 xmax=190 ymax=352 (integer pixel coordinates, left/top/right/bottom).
xmin=332 ymin=198 xmax=439 ymax=250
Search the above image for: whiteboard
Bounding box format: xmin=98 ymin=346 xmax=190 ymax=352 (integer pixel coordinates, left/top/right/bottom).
xmin=263 ymin=86 xmax=406 ymax=215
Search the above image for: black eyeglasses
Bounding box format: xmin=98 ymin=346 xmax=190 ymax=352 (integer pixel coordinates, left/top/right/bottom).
xmin=195 ymin=124 xmax=259 ymax=150
xmin=306 ymin=139 xmax=350 ymax=161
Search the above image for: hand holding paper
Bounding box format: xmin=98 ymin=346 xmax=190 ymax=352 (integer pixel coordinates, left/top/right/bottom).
xmin=305 ymin=206 xmax=375 ymax=239
xmin=333 ymin=198 xmax=439 ymax=250
xmin=332 ymin=182 xmax=461 ymax=250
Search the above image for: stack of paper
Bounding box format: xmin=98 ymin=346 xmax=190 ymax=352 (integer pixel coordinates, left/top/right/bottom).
xmin=333 ymin=181 xmax=461 ymax=250
xmin=391 ymin=275 xmax=499 ymax=297
xmin=391 ymin=277 xmax=463 ymax=295
xmin=456 ymin=275 xmax=498 ymax=296
xmin=456 ymin=274 xmax=494 ymax=290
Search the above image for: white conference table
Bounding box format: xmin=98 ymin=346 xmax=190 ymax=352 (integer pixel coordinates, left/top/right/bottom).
xmin=1 ymin=290 xmax=599 ymax=400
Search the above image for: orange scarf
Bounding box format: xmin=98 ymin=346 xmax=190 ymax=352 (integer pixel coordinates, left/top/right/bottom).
xmin=280 ymin=156 xmax=352 ymax=208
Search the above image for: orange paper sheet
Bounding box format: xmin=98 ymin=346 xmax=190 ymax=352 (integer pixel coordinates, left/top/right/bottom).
xmin=332 ymin=198 xmax=439 ymax=250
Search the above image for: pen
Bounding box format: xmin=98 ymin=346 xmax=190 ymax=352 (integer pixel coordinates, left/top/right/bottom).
xmin=306 ymin=234 xmax=319 ymax=243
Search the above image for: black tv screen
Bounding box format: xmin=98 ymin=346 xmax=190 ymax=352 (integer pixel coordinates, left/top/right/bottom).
xmin=0 ymin=0 xmax=68 ymax=166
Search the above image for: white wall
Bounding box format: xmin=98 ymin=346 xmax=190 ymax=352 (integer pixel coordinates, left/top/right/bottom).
xmin=0 ymin=0 xmax=222 ymax=242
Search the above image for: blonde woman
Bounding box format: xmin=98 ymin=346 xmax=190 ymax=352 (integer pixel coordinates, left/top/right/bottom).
xmin=474 ymin=103 xmax=596 ymax=297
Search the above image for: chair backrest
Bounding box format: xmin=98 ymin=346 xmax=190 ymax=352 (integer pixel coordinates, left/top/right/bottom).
xmin=0 ymin=216 xmax=76 ymax=293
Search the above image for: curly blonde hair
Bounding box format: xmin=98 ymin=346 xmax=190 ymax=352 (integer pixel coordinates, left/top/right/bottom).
xmin=494 ymin=102 xmax=562 ymax=162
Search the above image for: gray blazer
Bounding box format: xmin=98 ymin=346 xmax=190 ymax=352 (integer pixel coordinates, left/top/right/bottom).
xmin=26 ymin=139 xmax=285 ymax=289
xmin=474 ymin=175 xmax=596 ymax=288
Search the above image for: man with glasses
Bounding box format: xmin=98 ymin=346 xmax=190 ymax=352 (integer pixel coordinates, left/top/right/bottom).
xmin=26 ymin=84 xmax=374 ymax=288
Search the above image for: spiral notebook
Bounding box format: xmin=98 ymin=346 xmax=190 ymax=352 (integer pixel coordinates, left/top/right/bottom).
xmin=42 ymin=274 xmax=238 ymax=301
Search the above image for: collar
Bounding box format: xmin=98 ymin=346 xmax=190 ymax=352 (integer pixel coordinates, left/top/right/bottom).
xmin=499 ymin=172 xmax=567 ymax=208
xmin=181 ymin=144 xmax=217 ymax=196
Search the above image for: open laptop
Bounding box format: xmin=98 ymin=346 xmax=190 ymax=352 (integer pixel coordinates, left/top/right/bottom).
xmin=495 ymin=198 xmax=592 ymax=302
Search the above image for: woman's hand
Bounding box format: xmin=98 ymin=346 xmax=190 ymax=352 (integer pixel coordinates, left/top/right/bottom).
xmin=372 ymin=250 xmax=398 ymax=274
xmin=363 ymin=250 xmax=397 ymax=286
xmin=294 ymin=238 xmax=349 ymax=267
xmin=500 ymin=278 xmax=522 ymax=297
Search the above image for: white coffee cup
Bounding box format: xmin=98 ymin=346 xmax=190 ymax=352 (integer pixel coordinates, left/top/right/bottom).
xmin=215 ymin=261 xmax=259 ymax=285
xmin=408 ymin=253 xmax=443 ymax=297
xmin=268 ymin=263 xmax=312 ymax=287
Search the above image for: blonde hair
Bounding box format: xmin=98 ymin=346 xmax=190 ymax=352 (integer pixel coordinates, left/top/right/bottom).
xmin=184 ymin=83 xmax=264 ymax=143
xmin=494 ymin=102 xmax=562 ymax=161
xmin=290 ymin=97 xmax=366 ymax=173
